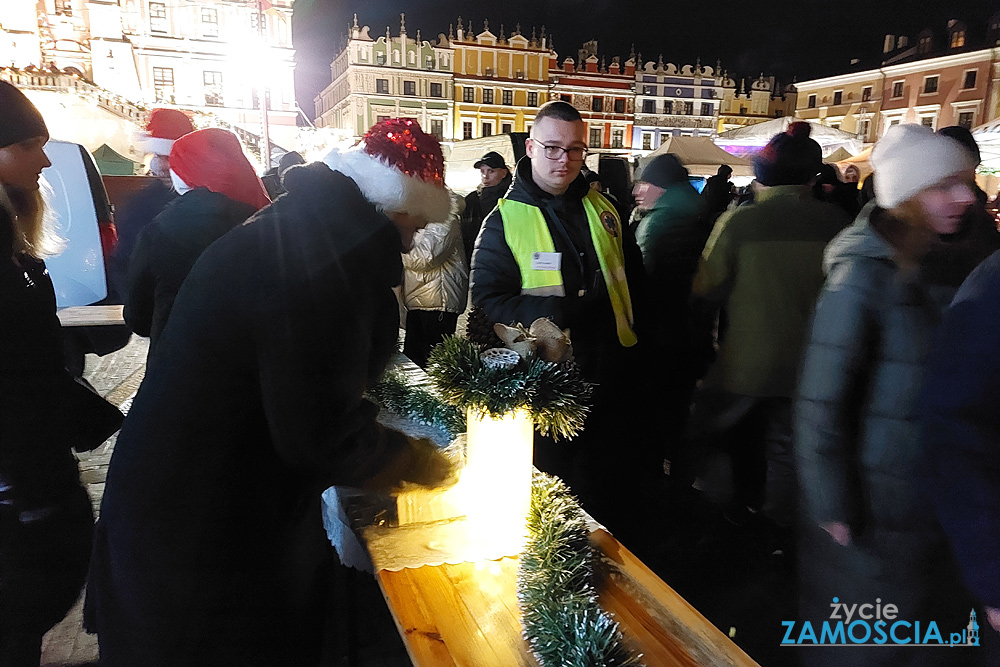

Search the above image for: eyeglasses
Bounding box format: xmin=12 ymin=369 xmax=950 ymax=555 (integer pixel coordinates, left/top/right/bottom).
xmin=532 ymin=140 xmax=588 ymax=161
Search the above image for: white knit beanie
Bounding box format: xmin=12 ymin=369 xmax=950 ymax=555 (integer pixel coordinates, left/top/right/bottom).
xmin=870 ymin=124 xmax=976 ymax=209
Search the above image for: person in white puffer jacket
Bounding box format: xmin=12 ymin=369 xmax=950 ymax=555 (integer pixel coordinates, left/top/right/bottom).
xmin=402 ymin=195 xmax=469 ymax=367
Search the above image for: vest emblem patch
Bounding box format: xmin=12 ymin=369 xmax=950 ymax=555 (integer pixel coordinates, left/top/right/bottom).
xmin=600 ymin=211 xmax=618 ymax=237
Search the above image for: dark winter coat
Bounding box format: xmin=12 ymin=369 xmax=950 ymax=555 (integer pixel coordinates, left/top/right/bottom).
xmin=635 ymin=180 xmax=710 ymax=353
xmin=796 ymin=209 xmax=971 ymax=665
xmin=123 ymin=188 xmax=254 ymax=356
xmin=461 ymin=171 xmax=512 ymax=264
xmin=87 ymin=163 xmax=416 ymax=666
xmin=923 ymin=250 xmax=1000 ymax=610
xmin=702 ymin=173 xmax=734 ymax=214
xmin=470 ymin=157 xmax=647 ymax=386
xmin=106 ymin=178 xmax=176 ymax=301
xmin=692 ymin=185 xmax=851 ymax=397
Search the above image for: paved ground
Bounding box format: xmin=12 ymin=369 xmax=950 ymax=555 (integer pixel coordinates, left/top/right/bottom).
xmin=39 ymin=334 xmax=799 ymax=667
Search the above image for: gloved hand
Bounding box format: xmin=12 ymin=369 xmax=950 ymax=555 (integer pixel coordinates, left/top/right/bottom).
xmin=362 ymin=430 xmax=463 ymax=492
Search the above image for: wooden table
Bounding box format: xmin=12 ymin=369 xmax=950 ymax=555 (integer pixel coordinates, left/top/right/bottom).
xmin=375 ymin=528 xmax=761 ymax=667
xmin=57 ymin=305 xmax=125 ymax=327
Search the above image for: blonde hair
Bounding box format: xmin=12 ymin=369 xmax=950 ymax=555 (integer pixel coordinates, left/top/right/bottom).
xmin=0 ymin=178 xmax=65 ymax=259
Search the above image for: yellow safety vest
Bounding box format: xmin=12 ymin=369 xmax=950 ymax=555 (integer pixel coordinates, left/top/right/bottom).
xmin=497 ymin=190 xmax=637 ymax=347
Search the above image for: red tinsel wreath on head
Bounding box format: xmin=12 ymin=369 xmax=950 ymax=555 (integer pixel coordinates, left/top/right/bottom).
xmin=363 ymin=118 xmax=445 ymax=187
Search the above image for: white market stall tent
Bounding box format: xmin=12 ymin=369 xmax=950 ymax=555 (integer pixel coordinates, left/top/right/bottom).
xmin=716 ymin=118 xmax=864 ymax=158
xmin=639 ymin=135 xmax=754 ymax=178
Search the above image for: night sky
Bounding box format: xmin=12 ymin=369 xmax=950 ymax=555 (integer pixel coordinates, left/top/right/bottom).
xmin=291 ymin=0 xmax=995 ymax=118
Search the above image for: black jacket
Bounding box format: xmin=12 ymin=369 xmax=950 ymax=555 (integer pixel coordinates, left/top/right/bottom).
xmin=461 ymin=172 xmax=512 ymax=264
xmin=88 ymin=163 xmax=415 ymax=666
xmin=123 ymin=188 xmax=255 ymax=356
xmin=107 ymin=178 xmax=176 ymax=301
xmin=470 ymin=157 xmax=646 ymax=385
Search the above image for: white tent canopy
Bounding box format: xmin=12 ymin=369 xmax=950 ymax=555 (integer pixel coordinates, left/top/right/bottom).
xmin=972 ymin=118 xmax=1000 ymax=168
xmin=639 ymin=135 xmax=754 ymax=178
xmin=716 ymin=118 xmax=863 ymax=156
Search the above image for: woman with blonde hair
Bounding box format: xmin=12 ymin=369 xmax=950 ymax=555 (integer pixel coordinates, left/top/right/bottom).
xmin=0 ymin=80 xmax=121 ymax=665
xmin=796 ymin=123 xmax=979 ymax=666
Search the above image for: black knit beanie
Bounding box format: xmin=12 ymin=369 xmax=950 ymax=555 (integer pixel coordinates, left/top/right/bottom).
xmin=637 ymin=153 xmax=689 ymax=189
xmin=0 ymin=81 xmax=48 ymax=148
xmin=753 ymin=122 xmax=822 ymax=186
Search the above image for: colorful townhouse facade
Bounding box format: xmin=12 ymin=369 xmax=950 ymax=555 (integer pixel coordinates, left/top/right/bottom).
xmin=632 ymin=56 xmax=725 ymax=153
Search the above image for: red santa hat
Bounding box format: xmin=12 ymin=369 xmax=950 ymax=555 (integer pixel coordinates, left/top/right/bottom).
xmin=168 ymin=128 xmax=271 ymax=210
xmin=322 ymin=118 xmax=451 ymax=222
xmin=139 ymin=108 xmax=196 ymax=156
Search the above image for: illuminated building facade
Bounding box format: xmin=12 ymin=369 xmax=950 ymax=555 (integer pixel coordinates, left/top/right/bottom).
xmin=632 ymin=55 xmax=725 ymax=153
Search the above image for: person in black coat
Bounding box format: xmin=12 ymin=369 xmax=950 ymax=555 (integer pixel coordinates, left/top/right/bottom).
xmin=461 ymin=151 xmax=512 ymax=264
xmin=0 ymin=81 xmax=122 ymax=667
xmin=86 ymin=119 xmax=456 ymax=667
xmin=124 ymin=128 xmax=270 ymax=356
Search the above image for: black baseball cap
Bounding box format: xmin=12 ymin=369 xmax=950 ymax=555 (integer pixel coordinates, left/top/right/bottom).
xmin=474 ymin=151 xmax=508 ymax=170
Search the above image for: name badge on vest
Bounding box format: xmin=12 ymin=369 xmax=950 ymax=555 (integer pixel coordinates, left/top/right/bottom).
xmin=531 ymin=251 xmax=562 ymax=271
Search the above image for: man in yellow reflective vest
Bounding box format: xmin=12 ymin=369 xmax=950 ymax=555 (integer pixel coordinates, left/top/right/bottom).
xmin=470 ymin=101 xmax=653 ymax=537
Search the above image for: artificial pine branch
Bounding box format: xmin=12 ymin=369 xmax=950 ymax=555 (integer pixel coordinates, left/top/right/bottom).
xmin=518 ymin=473 xmax=643 ymax=667
xmin=368 ymin=369 xmax=466 ymax=437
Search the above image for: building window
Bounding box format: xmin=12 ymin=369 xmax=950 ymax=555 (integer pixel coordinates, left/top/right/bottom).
xmin=951 ymin=30 xmax=966 ymax=48
xmin=560 ymin=94 xmax=571 ymax=103
xmin=463 ymin=121 xmax=473 ymax=139
xmin=430 ymin=119 xmax=444 ymax=139
xmin=958 ymin=111 xmax=974 ymax=129
xmin=463 ymin=87 xmax=474 ymax=103
xmin=890 ymin=118 xmax=900 ymax=127
xmin=430 ymin=82 xmax=443 ymax=98
xmin=611 ymin=128 xmax=624 ymax=148
xmin=642 ymin=99 xmax=655 ymax=114
xmin=642 ymin=133 xmax=652 ymax=150
xmin=921 ymin=116 xmax=935 ymax=128
xmin=774 ymin=109 xmax=784 ymax=117
xmin=502 ymin=89 xmax=513 ymax=105
xmin=963 ymin=70 xmax=977 ymax=89
xmin=892 ymin=81 xmax=904 ymax=98
xmin=592 ymin=97 xmax=603 ymax=112
xmin=425 ymin=56 xmax=435 ymax=70
xmin=859 ymin=119 xmax=871 ymax=138
xmin=152 ymin=66 xmax=174 ymax=102
xmin=862 ymin=86 xmax=872 ymax=102
xmin=614 ymin=98 xmax=625 ymax=113
xmin=55 ymin=0 xmax=73 ymax=17
xmin=833 ymin=90 xmax=843 ymax=105
xmin=201 ymin=8 xmax=219 ymax=38
xmin=923 ymin=76 xmax=939 ymax=94
xmin=502 ymin=123 xmax=512 ymax=134
xmin=807 ymin=94 xmax=816 ymax=108
xmin=149 ymin=2 xmax=168 ymax=33
xmin=701 ymin=102 xmax=713 ymax=116
xmin=642 ymin=85 xmax=655 ymax=95
xmin=403 ymin=80 xmax=416 ymax=96
xmin=918 ymin=34 xmax=933 ymax=54
xmin=663 ymin=100 xmax=673 ymax=114
xmin=589 ymin=127 xmax=602 ymax=148
xmin=683 ymin=101 xmax=694 ymax=115
xmin=527 ymin=91 xmax=538 ymax=107
xmin=831 ymin=123 xmax=840 ymax=130
xmin=376 ymin=53 xmax=386 ymax=65
xmin=376 ymin=79 xmax=389 ymax=94
xmin=203 ymin=70 xmax=223 ymax=106
xmin=482 ymin=122 xmax=493 ymax=137
xmin=483 ymin=89 xmax=494 ymax=104
xmin=376 ymin=115 xmax=390 ymax=123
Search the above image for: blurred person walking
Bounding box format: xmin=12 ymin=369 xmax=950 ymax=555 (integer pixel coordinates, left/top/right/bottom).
xmin=796 ymin=123 xmax=979 ymax=666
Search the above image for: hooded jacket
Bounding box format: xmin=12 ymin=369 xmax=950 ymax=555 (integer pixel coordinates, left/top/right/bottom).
xmin=123 ymin=187 xmax=255 ymax=356
xmin=402 ymin=216 xmax=469 ymax=314
xmin=470 ymin=157 xmax=646 ymax=384
xmin=795 ymin=208 xmax=969 ymax=665
xmin=88 ymin=163 xmax=423 ymax=666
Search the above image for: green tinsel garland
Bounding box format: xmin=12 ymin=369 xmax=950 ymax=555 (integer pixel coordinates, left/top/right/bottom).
xmin=425 ymin=336 xmax=593 ymax=441
xmin=367 ymin=369 xmax=466 ymax=438
xmin=519 ymin=473 xmax=643 ymax=666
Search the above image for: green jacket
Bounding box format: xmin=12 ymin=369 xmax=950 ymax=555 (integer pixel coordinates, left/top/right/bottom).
xmin=692 ymin=185 xmax=850 ymax=397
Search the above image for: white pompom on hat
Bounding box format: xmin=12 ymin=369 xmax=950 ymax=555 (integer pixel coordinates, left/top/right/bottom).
xmin=870 ymin=123 xmax=976 ymax=209
xmin=322 ymin=118 xmax=451 ymax=223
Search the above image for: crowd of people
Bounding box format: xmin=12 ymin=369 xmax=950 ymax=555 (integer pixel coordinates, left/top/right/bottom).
xmin=3 ymin=76 xmax=1000 ymax=666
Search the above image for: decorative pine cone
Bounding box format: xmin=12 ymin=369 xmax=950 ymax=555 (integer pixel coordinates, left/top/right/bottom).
xmin=464 ymin=306 xmax=504 ymax=348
